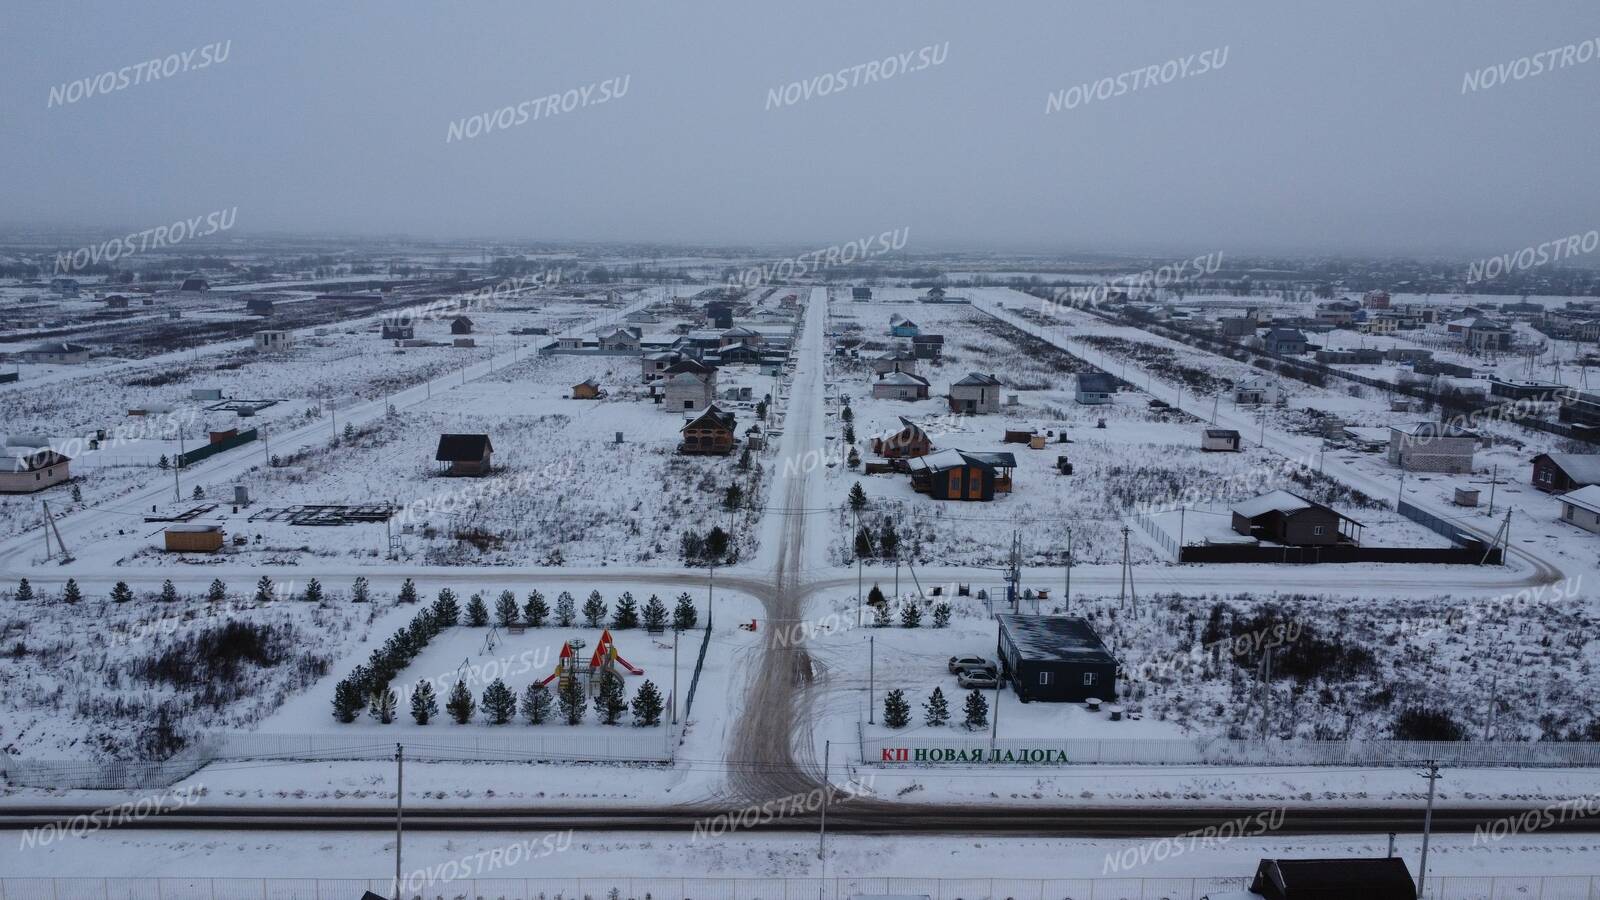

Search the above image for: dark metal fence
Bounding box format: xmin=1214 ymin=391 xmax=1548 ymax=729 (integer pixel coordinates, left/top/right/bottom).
xmin=176 ymin=428 xmax=258 ymax=467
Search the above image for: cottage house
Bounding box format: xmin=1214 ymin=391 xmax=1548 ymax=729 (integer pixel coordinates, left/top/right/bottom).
xmin=245 ymin=298 xmax=274 ymax=316
xmin=869 ymin=349 xmax=918 ymax=376
xmin=1074 ymin=372 xmax=1115 ymax=405
xmin=0 ymin=448 xmax=71 ymax=494
xmin=571 ymin=379 xmax=603 ymax=400
xmin=105 ymin=294 xmax=129 ymax=309
xmin=434 ymin=433 xmax=493 ymax=476
xmin=450 ymin=316 xmax=474 ymax=336
xmin=50 ymin=278 xmax=80 ymax=297
xmin=1260 ymin=328 xmax=1308 ymax=355
xmin=678 ymin=406 xmax=737 ymax=455
xmin=996 ymin=615 xmax=1118 ymax=703
xmin=1363 ymin=289 xmax=1392 ymax=309
xmin=851 ymin=287 xmax=872 ymax=300
xmin=911 ymin=334 xmax=945 ymax=360
xmin=1201 ymin=428 xmax=1241 ymax=452
xmin=871 ymin=371 xmax=931 ymax=401
xmin=1233 ymin=377 xmax=1280 ymax=406
xmin=889 ymin=318 xmax=920 ymax=338
xmin=253 ymin=330 xmax=294 ymax=352
xmin=598 ymin=326 xmax=641 ymax=351
xmin=719 ymin=326 xmax=762 ymax=349
xmin=1231 ymin=490 xmax=1362 ymax=546
xmin=19 ymin=342 xmax=90 ymax=364
xmin=1248 ymin=857 xmax=1416 ymax=900
xmin=662 ymin=359 xmax=718 ymax=411
xmin=1532 ymin=453 xmax=1600 ymax=493
xmin=1557 ymin=485 xmax=1600 ymax=534
xmin=871 ymin=416 xmax=933 ymax=459
xmin=908 ymin=449 xmax=1015 ymax=500
xmin=179 ymin=277 xmax=209 ymax=294
xmin=948 ymin=372 xmax=1002 ymax=415
xmin=1388 ymin=422 xmax=1475 ymax=473
xmin=641 ymin=351 xmax=679 ymax=382
xmin=922 ymin=287 xmax=947 ymax=302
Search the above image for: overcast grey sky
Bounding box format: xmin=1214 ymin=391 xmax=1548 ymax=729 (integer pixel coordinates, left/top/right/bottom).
xmin=4 ymin=1 xmax=1597 ymax=257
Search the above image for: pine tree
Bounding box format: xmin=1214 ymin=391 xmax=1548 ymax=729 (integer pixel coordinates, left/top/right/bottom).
xmin=879 ymin=520 xmax=899 ymax=560
xmin=874 ymin=603 xmax=892 ymax=627
xmin=343 ymin=422 xmax=356 ymax=441
xmin=582 ymin=590 xmax=607 ymax=628
xmin=206 ymin=578 xmax=227 ymax=603
xmin=737 ymin=445 xmax=752 ymax=470
xmin=522 ymin=682 xmax=552 ymax=724
xmin=557 ymin=675 xmax=588 ymax=725
xmin=303 ymin=578 xmax=324 ymax=603
xmin=481 ymin=678 xmax=517 ymax=724
xmin=611 ymin=592 xmax=639 ymax=629
xmin=848 ymin=482 xmax=868 ymax=511
xmin=900 ymin=603 xmax=922 ymax=628
xmin=110 ymin=581 xmax=133 ymax=603
xmin=16 ymin=578 xmax=33 ymax=603
xmin=841 ymin=405 xmax=853 ymax=424
xmin=157 ymin=455 xmax=170 ymax=470
xmin=465 ymin=593 xmax=489 ymax=626
xmin=883 ymin=689 xmax=910 ymax=728
xmin=397 ymin=578 xmax=417 ymax=603
xmin=932 ymin=603 xmax=951 ymax=628
xmin=854 ymin=527 xmax=873 ymax=559
xmin=352 ymin=576 xmax=371 ymax=604
xmin=642 ymin=594 xmax=667 ymax=632
xmin=368 ymin=687 xmax=398 ymax=724
xmin=555 ymin=591 xmax=576 ymax=627
xmin=868 ymin=584 xmax=886 ymax=606
xmin=524 ymin=590 xmax=549 ymax=627
xmin=842 ymin=423 xmax=855 ymax=444
xmin=159 ymin=580 xmax=178 ymax=603
xmin=332 ymin=678 xmax=365 ymax=723
xmin=62 ymin=579 xmax=81 ymax=605
xmin=597 ymin=672 xmax=627 ymax=725
xmin=723 ymin=483 xmax=743 ymax=511
xmin=704 ymin=526 xmax=730 ymax=562
xmin=410 ymin=682 xmax=438 ymax=724
xmin=672 ymin=593 xmax=698 ymax=631
xmin=432 ymin=589 xmax=460 ymax=625
xmin=446 ymin=679 xmax=476 ymax=724
xmin=71 ymin=483 xmax=83 ymax=503
xmin=924 ymin=687 xmax=950 ymax=727
xmin=254 ymin=575 xmax=274 ymax=603
xmin=192 ymin=485 xmax=204 ymax=500
xmin=494 ymin=590 xmax=520 ymax=628
xmin=631 ymin=680 xmax=664 ymax=726
xmin=963 ymin=688 xmax=989 ymax=731
xmin=846 ymin=446 xmax=860 ymax=469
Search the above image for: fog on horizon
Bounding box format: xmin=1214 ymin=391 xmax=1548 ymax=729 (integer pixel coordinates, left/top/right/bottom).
xmin=4 ymin=0 xmax=1598 ymax=259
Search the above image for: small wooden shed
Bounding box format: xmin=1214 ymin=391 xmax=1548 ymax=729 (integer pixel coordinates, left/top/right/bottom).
xmin=164 ymin=524 xmax=225 ymax=553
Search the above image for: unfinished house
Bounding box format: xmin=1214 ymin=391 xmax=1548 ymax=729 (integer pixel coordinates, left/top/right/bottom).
xmin=948 ymin=372 xmax=1003 ymax=415
xmin=434 ymin=433 xmax=494 ymax=476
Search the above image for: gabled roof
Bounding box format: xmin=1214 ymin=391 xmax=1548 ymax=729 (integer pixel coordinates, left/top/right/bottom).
xmin=1233 ymin=489 xmax=1315 ymax=519
xmin=952 ymin=372 xmax=1002 ymax=387
xmin=575 ymin=378 xmax=599 ymax=389
xmin=1391 ymin=421 xmax=1472 ymax=439
xmin=1205 ymin=428 xmax=1241 ymax=439
xmin=909 ymin=448 xmax=1015 ymax=473
xmin=665 ymin=358 xmax=716 ymax=376
xmin=1 ymin=448 xmax=70 ymax=471
xmin=1253 ymin=857 xmax=1416 ymax=899
xmin=721 ymin=325 xmax=760 ymax=337
xmin=1560 ymin=484 xmax=1600 ymax=515
xmin=877 ymin=371 xmax=930 ymax=386
xmin=876 ymin=349 xmax=916 ymax=361
xmin=435 ymin=433 xmax=492 ymax=461
xmin=1263 ymin=327 xmax=1307 ymax=341
xmin=27 ymin=342 xmax=89 ymax=354
xmin=1076 ymin=372 xmax=1116 ymax=393
xmin=1534 ymin=453 xmax=1600 ymax=485
xmin=681 ymin=405 xmax=736 ymax=432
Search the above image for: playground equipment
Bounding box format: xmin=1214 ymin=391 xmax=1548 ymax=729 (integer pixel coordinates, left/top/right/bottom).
xmin=536 ymin=630 xmax=643 ymax=694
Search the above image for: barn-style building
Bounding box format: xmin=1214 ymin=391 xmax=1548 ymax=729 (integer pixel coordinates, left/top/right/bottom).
xmin=434 ymin=433 xmax=493 ymax=476
xmin=1230 ymin=490 xmax=1361 ymax=546
xmin=907 ymin=449 xmax=1015 ymax=501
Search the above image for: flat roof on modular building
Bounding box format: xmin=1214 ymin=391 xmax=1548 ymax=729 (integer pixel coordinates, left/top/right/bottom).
xmin=997 ymin=614 xmax=1116 ymax=665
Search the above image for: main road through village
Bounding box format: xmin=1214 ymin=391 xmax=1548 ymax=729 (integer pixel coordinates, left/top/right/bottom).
xmin=1 ymin=287 xmax=1593 ymax=839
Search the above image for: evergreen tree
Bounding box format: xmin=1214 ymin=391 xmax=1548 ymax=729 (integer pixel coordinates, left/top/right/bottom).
xmin=159 ymin=580 xmax=178 ymax=603
xmin=397 ymin=578 xmax=417 ymax=603
xmin=737 ymin=445 xmax=752 ymax=470
xmin=630 ymin=680 xmax=664 ymax=726
xmin=62 ymin=578 xmax=82 ymax=605
xmin=841 ymin=405 xmax=853 ymax=423
xmin=206 ymin=578 xmax=227 ymax=603
xmin=873 ymin=603 xmax=892 ymax=627
xmin=523 ymin=590 xmax=549 ymax=627
xmin=879 ymin=520 xmax=900 ymax=560
xmin=963 ymin=688 xmax=989 ymax=730
xmin=481 ymin=678 xmax=517 ymax=724
xmin=672 ymin=593 xmax=698 ymax=631
xmin=332 ymin=678 xmax=365 ymax=723
xmin=846 ymin=446 xmax=860 ymax=469
xmin=303 ymin=578 xmax=324 ymax=603
xmin=110 ymin=581 xmax=133 ymax=604
xmin=900 ymin=603 xmax=922 ymax=628
xmin=352 ymin=576 xmax=371 ymax=604
xmin=582 ymin=590 xmax=608 ymax=627
xmin=883 ymin=689 xmax=911 ymax=728
xmin=848 ymin=482 xmax=868 ymax=511
xmin=854 ymin=527 xmax=874 ymax=559
xmin=343 ymin=422 xmax=356 ymax=441
xmin=680 ymin=529 xmax=704 ymax=563
xmin=642 ymin=594 xmax=667 ymax=632
xmin=446 ymin=679 xmax=476 ymax=724
xmin=932 ymin=603 xmax=951 ymax=628
xmin=555 ymin=591 xmax=577 ymax=627
xmin=71 ymin=483 xmax=83 ymax=503
xmin=494 ymin=590 xmax=520 ymax=628
xmin=723 ymin=483 xmax=743 ymax=511
xmin=15 ymin=578 xmax=32 ymax=603
xmin=410 ymin=682 xmax=438 ymax=724
xmin=842 ymin=423 xmax=855 ymax=444
xmin=611 ymin=592 xmax=639 ymax=629
xmin=704 ymin=526 xmax=730 ymax=562
xmin=254 ymin=575 xmax=274 ymax=603
xmin=157 ymin=455 xmax=170 ymax=470
xmin=192 ymin=485 xmax=204 ymax=500
xmin=368 ymin=687 xmax=398 ymax=724
xmin=522 ymin=682 xmax=552 ymax=724
xmin=432 ymin=588 xmax=460 ymax=625
xmin=465 ymin=593 xmax=489 ymax=626
xmin=868 ymin=584 xmax=885 ymax=606
xmin=924 ymin=686 xmax=950 ymax=727
xmin=557 ymin=675 xmax=588 ymax=725
xmin=597 ymin=672 xmax=627 ymax=725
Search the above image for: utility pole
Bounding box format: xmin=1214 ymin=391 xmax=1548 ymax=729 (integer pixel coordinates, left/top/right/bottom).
xmin=1398 ymin=468 xmax=1407 ymax=508
xmin=394 ymin=743 xmax=404 ymax=899
xmin=854 ymin=508 xmax=864 ymax=628
xmin=173 ymin=426 xmax=185 ymax=502
xmin=1259 ymin=647 xmax=1274 ymax=741
xmin=671 ymin=628 xmax=680 ymax=725
xmin=817 ymin=740 xmax=830 ymax=860
xmin=990 ymin=621 xmax=1002 ymax=748
xmin=868 ymin=634 xmax=875 ymax=724
xmin=1063 ymin=527 xmax=1072 ymax=612
xmin=1210 ymin=395 xmax=1219 ymax=425
xmin=1418 ymin=761 xmax=1441 ymax=898
xmin=1178 ymin=505 xmax=1186 ymax=551
xmin=1487 ymin=463 xmax=1498 ymax=514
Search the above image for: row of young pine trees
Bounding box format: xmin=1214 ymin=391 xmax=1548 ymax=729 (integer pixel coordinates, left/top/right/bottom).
xmin=332 ymin=586 xmax=691 ymax=727
xmin=880 ymin=686 xmax=991 ymax=730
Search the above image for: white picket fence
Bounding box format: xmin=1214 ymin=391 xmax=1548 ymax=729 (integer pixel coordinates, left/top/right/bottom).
xmin=0 ymin=875 xmax=1594 ymax=900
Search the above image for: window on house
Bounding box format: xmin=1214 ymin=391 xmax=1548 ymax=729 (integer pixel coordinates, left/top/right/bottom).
xmin=1312 ymin=525 xmax=1326 ymax=536
xmin=1039 ymin=672 xmax=1052 ymax=686
xmin=1082 ymin=672 xmax=1096 ymax=686
xmin=1565 ymin=505 xmax=1575 ymax=520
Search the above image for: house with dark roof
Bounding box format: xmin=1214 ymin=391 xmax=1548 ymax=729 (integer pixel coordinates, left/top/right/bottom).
xmin=1075 ymin=372 xmax=1115 ymax=405
xmin=869 ymin=349 xmax=918 ymax=376
xmin=1201 ymin=428 xmax=1241 ymax=452
xmin=871 ymin=416 xmax=933 ymax=459
xmin=0 ymin=448 xmax=71 ymax=494
xmin=911 ymin=333 xmax=944 ymax=359
xmin=434 ymin=433 xmax=493 ymax=476
xmin=1230 ymin=490 xmax=1362 ymax=546
xmin=678 ymin=406 xmax=737 ymax=455
xmin=907 ymin=449 xmax=1015 ymax=500
xmin=996 ymin=615 xmax=1118 ymax=702
xmin=1260 ymin=328 xmax=1309 ymax=355
xmin=1532 ymin=453 xmax=1600 ymax=493
xmin=179 ymin=277 xmax=209 ymax=294
xmin=1246 ymin=857 xmax=1415 ymax=900
xmin=851 ymin=287 xmax=872 ymax=300
xmin=245 ymin=297 xmax=274 ymax=316
xmin=380 ymin=316 xmax=414 ymax=340
xmin=948 ymin=372 xmax=1002 ymax=415
xmin=19 ymin=342 xmax=90 ymax=364
xmin=450 ymin=316 xmax=474 ymax=335
xmin=889 ymin=318 xmax=920 ymax=338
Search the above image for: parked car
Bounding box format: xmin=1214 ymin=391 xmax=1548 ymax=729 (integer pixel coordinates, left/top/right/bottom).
xmin=947 ymin=654 xmax=990 ymax=674
xmin=956 ymin=669 xmax=999 ymax=689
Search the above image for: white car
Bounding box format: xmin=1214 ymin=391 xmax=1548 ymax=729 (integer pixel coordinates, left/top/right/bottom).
xmin=947 ymin=654 xmax=990 ymax=674
xmin=956 ymin=669 xmax=999 ymax=690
